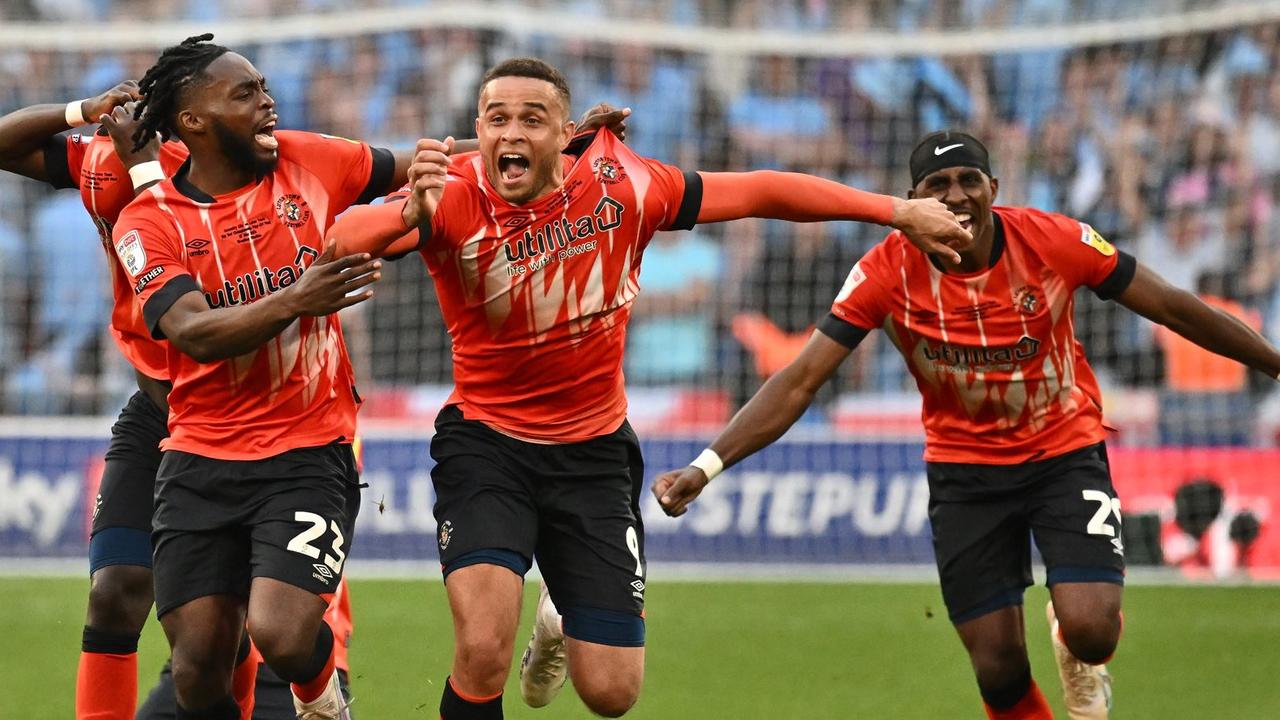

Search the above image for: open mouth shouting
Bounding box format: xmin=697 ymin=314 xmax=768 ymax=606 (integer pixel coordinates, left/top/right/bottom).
xmin=953 ymin=210 xmax=973 ymax=233
xmin=497 ymin=152 xmax=530 ymax=187
xmin=255 ymin=116 xmax=278 ymax=152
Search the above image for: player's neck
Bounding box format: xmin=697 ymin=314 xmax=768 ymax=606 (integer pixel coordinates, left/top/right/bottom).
xmin=185 ymin=152 xmax=258 ymax=198
xmin=953 ymin=221 xmax=997 ymax=274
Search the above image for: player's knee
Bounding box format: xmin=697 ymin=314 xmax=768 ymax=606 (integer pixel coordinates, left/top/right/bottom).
xmin=454 ymin=631 xmax=513 ymax=693
xmin=170 ymin=648 xmax=232 ymax=706
xmin=970 ymin=642 xmax=1030 ymax=689
xmin=247 ymin=617 xmax=314 ymax=670
xmin=86 ymin=565 xmax=153 ymax=632
xmin=574 ymin=676 xmax=640 ymax=718
xmin=1060 ymin=614 xmax=1120 ymax=665
xmin=569 ymin=656 xmax=642 ymax=718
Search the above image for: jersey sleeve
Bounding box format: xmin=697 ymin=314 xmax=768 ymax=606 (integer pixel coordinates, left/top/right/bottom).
xmin=42 ymin=132 xmax=94 ymax=190
xmin=284 ymin=131 xmax=395 ymax=213
xmin=823 ymin=238 xmax=897 ymax=345
xmin=640 ymin=157 xmax=703 ymax=232
xmin=1039 ymin=213 xmax=1136 ymax=299
xmin=423 ymin=175 xmax=487 ymax=251
xmin=113 ymin=206 xmax=199 ymax=339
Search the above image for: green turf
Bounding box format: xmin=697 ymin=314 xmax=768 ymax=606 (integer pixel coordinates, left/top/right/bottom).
xmin=4 ymin=578 xmax=1278 ymax=718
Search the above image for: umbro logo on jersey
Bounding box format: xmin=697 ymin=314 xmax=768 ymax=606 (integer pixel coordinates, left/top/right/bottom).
xmin=504 ymin=216 xmax=531 ymax=228
xmin=934 ymin=143 xmax=964 ymax=156
xmin=186 ymin=238 xmax=210 ymax=257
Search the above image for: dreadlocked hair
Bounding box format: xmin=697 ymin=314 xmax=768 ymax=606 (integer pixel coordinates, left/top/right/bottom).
xmin=131 ymin=33 xmax=229 ymax=152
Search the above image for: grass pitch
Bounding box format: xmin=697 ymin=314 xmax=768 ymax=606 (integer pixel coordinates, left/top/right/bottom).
xmin=4 ymin=578 xmax=1278 ymax=718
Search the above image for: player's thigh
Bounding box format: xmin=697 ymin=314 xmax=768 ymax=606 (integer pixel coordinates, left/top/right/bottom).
xmin=927 ymin=479 xmax=1032 ymax=624
xmin=444 ymin=563 xmax=526 ymax=649
xmin=90 ymin=390 xmax=167 ymax=573
xmin=153 ymin=524 xmax=252 ymax=620
xmin=536 ymin=423 xmax=646 ymax=648
xmin=430 ymin=405 xmax=539 ymax=576
xmin=1028 ymin=442 xmax=1126 ymax=589
xmin=158 ymin=592 xmax=246 ymax=667
xmin=247 ymin=445 xmax=355 ymax=600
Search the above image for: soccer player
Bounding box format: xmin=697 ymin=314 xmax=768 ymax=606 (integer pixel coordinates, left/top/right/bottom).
xmin=326 ymin=57 xmax=969 ymax=719
xmin=651 ymin=131 xmax=1280 ymax=720
xmin=106 ymin=34 xmax=398 ymax=720
xmin=0 ymin=86 xmax=367 ymax=720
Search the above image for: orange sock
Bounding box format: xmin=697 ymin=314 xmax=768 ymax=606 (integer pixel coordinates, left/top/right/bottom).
xmin=290 ymin=644 xmax=336 ymax=704
xmin=984 ymin=680 xmax=1054 ymax=719
xmin=232 ymin=637 xmax=261 ymax=719
xmin=76 ymin=627 xmax=139 ymax=720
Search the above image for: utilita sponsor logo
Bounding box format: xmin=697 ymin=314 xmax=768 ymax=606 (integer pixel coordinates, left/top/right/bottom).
xmin=204 ymin=246 xmax=319 ymax=309
xmin=502 ymin=196 xmax=624 ymax=264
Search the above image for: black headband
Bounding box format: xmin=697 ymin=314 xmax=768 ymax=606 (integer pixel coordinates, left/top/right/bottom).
xmin=909 ymin=131 xmax=992 ymax=187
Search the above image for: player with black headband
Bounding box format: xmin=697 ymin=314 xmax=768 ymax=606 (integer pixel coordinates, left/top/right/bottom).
xmin=654 ymin=131 xmax=1280 ymax=720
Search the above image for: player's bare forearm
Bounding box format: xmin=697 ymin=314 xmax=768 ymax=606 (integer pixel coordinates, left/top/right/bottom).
xmin=0 ymin=103 xmax=66 ymax=180
xmin=1119 ymin=263 xmax=1280 ymax=377
xmin=328 ymin=202 xmax=421 ymax=258
xmin=696 ymin=171 xmax=896 ymax=225
xmin=387 ymin=138 xmax=478 ymax=191
xmin=157 ymin=291 xmax=300 ymax=363
xmin=710 ymin=331 xmax=852 ymax=468
xmin=157 ymin=241 xmax=379 ymax=362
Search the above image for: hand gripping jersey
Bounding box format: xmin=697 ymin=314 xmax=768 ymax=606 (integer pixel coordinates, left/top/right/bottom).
xmin=419 ymin=131 xmax=701 ymax=442
xmin=825 ymin=206 xmax=1136 ymax=464
xmin=112 ymin=130 xmax=393 ymax=459
xmin=45 ymin=131 xmax=191 ymax=380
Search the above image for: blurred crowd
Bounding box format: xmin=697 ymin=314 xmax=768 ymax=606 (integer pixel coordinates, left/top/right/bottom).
xmin=1 ymin=7 xmax=1279 ymax=442
xmin=0 ymin=0 xmax=1238 ymax=28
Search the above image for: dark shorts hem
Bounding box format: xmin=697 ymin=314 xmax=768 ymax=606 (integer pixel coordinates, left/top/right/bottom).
xmin=441 ymin=548 xmax=531 ymax=580
xmin=562 ymin=605 xmax=646 ymax=647
xmin=1046 ymin=566 xmax=1126 ymax=586
xmin=949 ymin=587 xmax=1027 ymax=625
xmin=88 ymin=527 xmax=153 ymax=573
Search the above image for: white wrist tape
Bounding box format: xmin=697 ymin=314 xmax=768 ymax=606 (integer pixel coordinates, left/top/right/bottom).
xmin=65 ymin=100 xmax=88 ymax=127
xmin=128 ymin=161 xmax=165 ymax=190
xmin=689 ymin=448 xmax=724 ymax=481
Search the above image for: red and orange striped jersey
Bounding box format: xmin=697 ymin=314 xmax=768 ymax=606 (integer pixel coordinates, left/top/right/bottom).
xmin=51 ymin=132 xmax=190 ymax=380
xmin=825 ymin=206 xmax=1135 ymax=464
xmin=111 ymin=130 xmax=393 ymax=459
xmin=415 ymin=131 xmax=701 ymax=442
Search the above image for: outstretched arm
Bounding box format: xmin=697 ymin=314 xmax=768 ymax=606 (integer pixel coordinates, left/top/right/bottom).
xmin=0 ymin=81 xmax=140 ymax=182
xmin=695 ymin=171 xmax=970 ymax=263
xmin=329 ymin=137 xmax=453 ymax=258
xmin=652 ymin=329 xmax=858 ymax=517
xmin=1117 ymin=262 xmax=1280 ymax=377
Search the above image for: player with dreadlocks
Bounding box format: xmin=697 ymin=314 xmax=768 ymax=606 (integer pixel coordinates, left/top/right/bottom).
xmin=110 ymin=35 xmax=630 ymax=720
xmin=105 ymin=33 xmax=390 ymax=720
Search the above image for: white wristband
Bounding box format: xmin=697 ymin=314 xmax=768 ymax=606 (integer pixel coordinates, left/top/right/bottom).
xmin=65 ymin=99 xmax=88 ymax=127
xmin=128 ymin=161 xmax=165 ymax=190
xmin=689 ymin=448 xmax=724 ymax=481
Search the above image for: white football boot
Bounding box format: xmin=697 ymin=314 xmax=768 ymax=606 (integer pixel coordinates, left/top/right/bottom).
xmin=520 ymin=582 xmax=568 ymax=707
xmin=1047 ymin=601 xmax=1113 ymax=720
xmin=293 ymin=670 xmax=353 ymax=720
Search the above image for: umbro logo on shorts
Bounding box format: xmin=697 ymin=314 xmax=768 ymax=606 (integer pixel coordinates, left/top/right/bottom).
xmin=312 ymin=563 xmax=334 ymax=584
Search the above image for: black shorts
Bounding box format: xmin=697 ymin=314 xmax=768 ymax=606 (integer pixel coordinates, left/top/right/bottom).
xmin=927 ymin=442 xmax=1125 ymax=624
xmin=89 ymin=390 xmax=169 ymax=572
xmin=152 ymin=443 xmax=361 ymax=617
xmin=431 ymin=405 xmax=647 ymax=631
